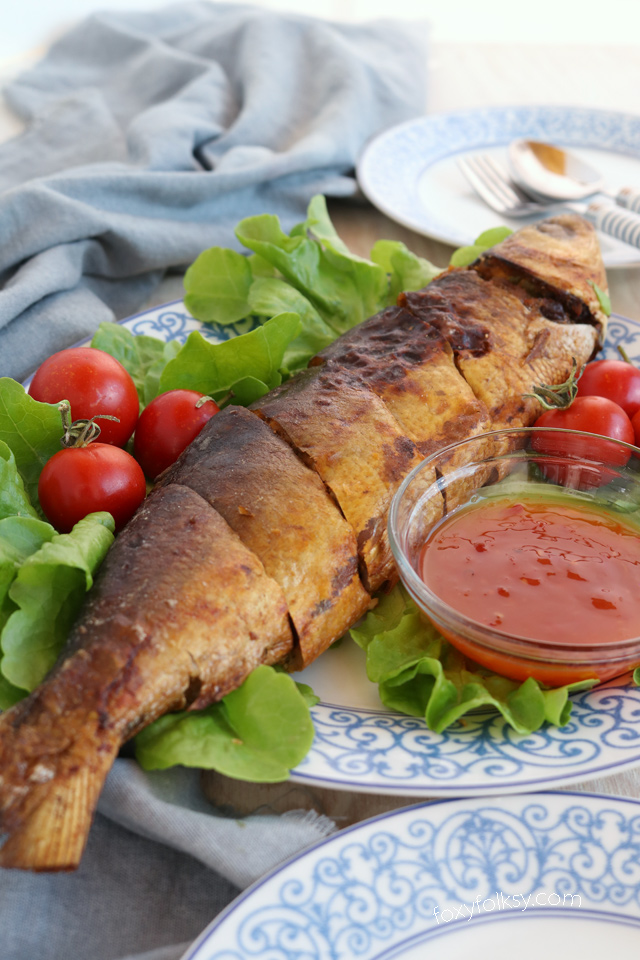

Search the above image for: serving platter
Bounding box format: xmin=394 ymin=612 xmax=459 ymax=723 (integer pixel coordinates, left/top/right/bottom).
xmin=356 ymin=105 xmax=640 ymax=269
xmin=181 ymin=791 xmax=640 ymax=960
xmin=104 ymin=300 xmax=640 ymax=798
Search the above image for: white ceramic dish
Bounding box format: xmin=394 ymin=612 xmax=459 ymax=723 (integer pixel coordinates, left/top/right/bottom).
xmin=96 ymin=300 xmax=640 ymax=798
xmin=181 ymin=790 xmax=640 ymax=960
xmin=357 ymin=105 xmax=640 ymax=268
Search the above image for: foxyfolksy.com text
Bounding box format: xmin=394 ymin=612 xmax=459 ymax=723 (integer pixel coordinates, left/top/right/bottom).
xmin=433 ymin=890 xmax=582 ymax=924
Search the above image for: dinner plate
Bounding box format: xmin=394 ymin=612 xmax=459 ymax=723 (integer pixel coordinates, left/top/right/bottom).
xmin=181 ymin=791 xmax=640 ymax=960
xmin=356 ymin=105 xmax=640 ymax=268
xmin=109 ymin=300 xmax=640 ymax=798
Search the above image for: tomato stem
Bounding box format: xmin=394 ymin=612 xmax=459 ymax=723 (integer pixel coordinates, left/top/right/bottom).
xmin=58 ymin=400 xmax=120 ymax=448
xmin=618 ymin=345 xmax=633 ymax=365
xmin=208 ymin=391 xmax=234 ymax=409
xmin=523 ymin=357 xmax=583 ymax=410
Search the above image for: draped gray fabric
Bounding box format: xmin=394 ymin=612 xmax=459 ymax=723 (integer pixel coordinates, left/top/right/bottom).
xmin=0 ymin=759 xmax=336 ymax=960
xmin=0 ymin=1 xmax=427 ymax=381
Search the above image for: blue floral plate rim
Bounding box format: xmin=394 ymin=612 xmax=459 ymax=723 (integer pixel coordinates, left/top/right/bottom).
xmin=356 ymin=104 xmax=640 ymax=268
xmin=180 ymin=789 xmax=640 ymax=960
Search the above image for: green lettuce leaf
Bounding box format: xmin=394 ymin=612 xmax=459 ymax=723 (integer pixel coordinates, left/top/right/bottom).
xmin=352 ymin=585 xmax=596 ymax=735
xmin=223 ymin=376 xmax=270 ymax=406
xmin=248 ymin=277 xmax=335 ymax=372
xmin=449 ymin=244 xmax=485 ymax=268
xmin=158 ymin=312 xmax=301 ymax=399
xmin=350 ymin=585 xmax=408 ymax=649
xmin=0 ymin=379 xmax=63 ymax=507
xmin=140 ymin=341 xmax=183 ymax=406
xmin=91 ymin=322 xmax=181 ymax=406
xmin=135 ymin=665 xmax=315 ymax=782
xmin=450 ymin=226 xmax=513 ymax=268
xmin=0 ymin=512 xmax=115 ymax=692
xmin=0 ymin=516 xmax=56 ymax=634
xmin=0 ymin=441 xmax=39 ymax=521
xmin=370 ymin=239 xmax=442 ymax=301
xmin=292 ymin=679 xmax=320 ymax=709
xmin=0 ymin=676 xmax=26 ymax=711
xmin=298 ymin=194 xmax=358 ymax=257
xmin=474 ymin=226 xmax=515 ymax=247
xmin=247 ymin=253 xmax=278 ymax=278
xmin=176 ymin=195 xmax=440 ymax=384
xmin=235 ymin=197 xmax=389 ymax=336
xmin=589 ymin=280 xmax=612 ymax=317
xmin=184 ymin=247 xmax=253 ymax=325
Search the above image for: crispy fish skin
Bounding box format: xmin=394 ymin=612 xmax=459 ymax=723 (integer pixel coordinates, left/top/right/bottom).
xmin=473 ymin=214 xmax=608 ymax=343
xmin=160 ymin=406 xmax=371 ymax=668
xmin=0 ymin=483 xmax=292 ymax=869
xmin=401 ymin=270 xmax=598 ymax=430
xmin=310 ymin=305 xmax=491 ymax=457
xmin=254 ymin=366 xmax=431 ymax=592
xmin=399 ymin=266 xmax=599 ymax=512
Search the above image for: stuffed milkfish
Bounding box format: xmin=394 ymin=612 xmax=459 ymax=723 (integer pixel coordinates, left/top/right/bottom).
xmin=0 ymin=214 xmax=607 ymax=870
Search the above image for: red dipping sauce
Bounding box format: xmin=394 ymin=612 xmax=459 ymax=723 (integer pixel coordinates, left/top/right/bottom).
xmin=419 ymin=494 xmax=640 ymax=683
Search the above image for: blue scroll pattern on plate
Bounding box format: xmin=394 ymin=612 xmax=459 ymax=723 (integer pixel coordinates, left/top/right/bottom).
xmin=198 ymin=795 xmax=640 ymax=960
xmin=124 ymin=304 xmax=260 ymax=343
xmin=295 ymin=681 xmax=640 ymax=792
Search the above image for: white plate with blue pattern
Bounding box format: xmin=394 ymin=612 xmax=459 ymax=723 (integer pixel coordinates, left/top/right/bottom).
xmin=114 ymin=300 xmax=640 ymax=799
xmin=181 ymin=791 xmax=640 ymax=960
xmin=357 ymin=105 xmax=640 ymax=268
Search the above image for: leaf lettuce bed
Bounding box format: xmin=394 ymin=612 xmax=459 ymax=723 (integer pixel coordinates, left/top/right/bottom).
xmin=351 ymin=585 xmax=598 ymax=736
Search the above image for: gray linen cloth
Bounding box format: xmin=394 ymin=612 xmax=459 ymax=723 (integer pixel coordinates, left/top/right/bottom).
xmin=1 ymin=759 xmax=337 ymax=960
xmin=0 ymin=0 xmax=427 ymax=382
xmin=0 ymin=4 xmax=427 ymax=958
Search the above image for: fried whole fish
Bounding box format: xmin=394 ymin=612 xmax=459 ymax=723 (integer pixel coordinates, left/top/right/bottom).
xmin=0 ymin=214 xmax=607 ymax=870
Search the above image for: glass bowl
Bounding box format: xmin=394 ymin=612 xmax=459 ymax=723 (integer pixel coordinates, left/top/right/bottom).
xmin=388 ymin=427 xmax=640 ymax=687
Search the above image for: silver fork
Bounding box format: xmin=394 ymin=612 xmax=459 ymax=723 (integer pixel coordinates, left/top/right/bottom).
xmin=457 ymin=152 xmax=640 ymax=249
xmin=457 ymin=154 xmax=560 ymax=218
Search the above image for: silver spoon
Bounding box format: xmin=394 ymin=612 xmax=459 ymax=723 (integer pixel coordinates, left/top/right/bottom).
xmin=508 ymin=139 xmax=640 ymax=214
xmin=458 ymin=151 xmax=640 ymax=251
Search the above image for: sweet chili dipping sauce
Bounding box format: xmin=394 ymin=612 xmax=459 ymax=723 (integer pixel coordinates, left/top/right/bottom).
xmin=419 ymin=493 xmax=640 ymax=683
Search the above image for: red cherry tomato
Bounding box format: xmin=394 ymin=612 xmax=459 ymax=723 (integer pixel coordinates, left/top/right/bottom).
xmin=29 ymin=347 xmax=139 ymax=447
xmin=532 ymin=396 xmax=635 ymax=488
xmin=38 ymin=444 xmax=146 ymax=533
xmin=133 ymin=390 xmax=220 ymax=479
xmin=577 ymin=359 xmax=640 ymax=418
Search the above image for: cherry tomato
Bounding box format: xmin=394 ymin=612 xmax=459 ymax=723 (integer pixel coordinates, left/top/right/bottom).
xmin=133 ymin=390 xmax=219 ymax=480
xmin=29 ymin=347 xmax=139 ymax=447
xmin=577 ymin=359 xmax=640 ymax=418
xmin=532 ymin=396 xmax=635 ymax=488
xmin=38 ymin=444 xmax=146 ymax=533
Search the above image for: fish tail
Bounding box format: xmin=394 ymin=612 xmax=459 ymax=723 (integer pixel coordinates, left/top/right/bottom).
xmin=0 ymin=736 xmax=118 ymax=870
xmin=0 ymin=685 xmax=120 ymax=871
